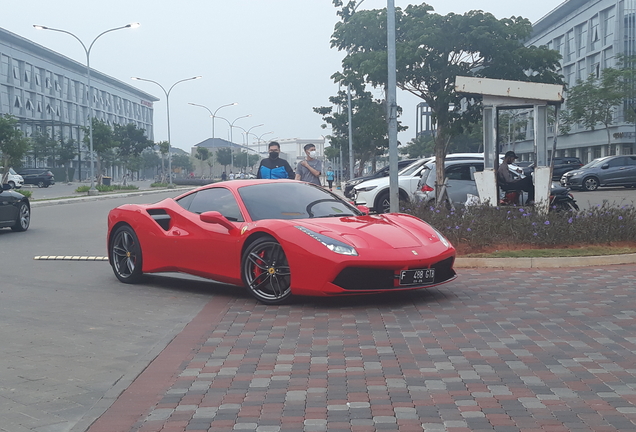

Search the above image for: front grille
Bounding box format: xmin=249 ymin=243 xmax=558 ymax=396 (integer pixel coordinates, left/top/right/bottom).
xmin=332 ymin=256 xmax=456 ymax=291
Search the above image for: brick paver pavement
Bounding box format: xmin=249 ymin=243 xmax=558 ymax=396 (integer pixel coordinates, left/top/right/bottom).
xmin=87 ymin=265 xmax=636 ymax=432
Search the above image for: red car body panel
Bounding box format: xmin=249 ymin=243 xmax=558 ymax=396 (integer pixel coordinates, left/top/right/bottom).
xmin=107 ymin=180 xmax=456 ymax=298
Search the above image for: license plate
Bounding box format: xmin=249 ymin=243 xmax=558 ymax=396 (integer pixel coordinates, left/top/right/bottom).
xmin=399 ymin=268 xmax=435 ymax=285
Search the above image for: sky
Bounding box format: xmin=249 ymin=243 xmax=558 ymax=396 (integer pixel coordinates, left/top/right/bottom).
xmin=4 ymin=0 xmax=564 ymax=153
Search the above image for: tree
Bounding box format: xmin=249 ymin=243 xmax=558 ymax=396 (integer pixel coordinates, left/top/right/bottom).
xmin=29 ymin=130 xmax=57 ymax=167
xmin=141 ymin=148 xmax=161 ymax=179
xmin=171 ymin=153 xmax=193 ymax=174
xmin=113 ymin=123 xmax=152 ymax=182
xmin=157 ymin=141 xmax=170 ymax=181
xmin=57 ymin=137 xmax=78 ymax=182
xmin=0 ymin=114 xmax=30 ymax=173
xmin=82 ymin=118 xmax=115 ymax=184
xmin=561 ymin=67 xmax=627 ymax=146
xmin=216 ymin=147 xmax=232 ymax=172
xmin=195 ymin=146 xmax=210 ymax=176
xmin=331 ymin=2 xmax=563 ymax=201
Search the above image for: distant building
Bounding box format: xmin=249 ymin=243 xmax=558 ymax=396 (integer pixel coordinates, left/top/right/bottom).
xmin=518 ymin=0 xmax=636 ymax=163
xmin=0 ymin=27 xmax=158 ymax=179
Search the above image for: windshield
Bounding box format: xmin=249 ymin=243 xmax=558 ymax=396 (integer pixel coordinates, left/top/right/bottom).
xmin=238 ymin=182 xmax=362 ymax=221
xmin=581 ymin=157 xmax=610 ymax=169
xmin=399 ymin=159 xmax=429 ymax=176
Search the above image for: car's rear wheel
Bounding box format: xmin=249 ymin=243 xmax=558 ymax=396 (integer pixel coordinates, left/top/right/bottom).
xmin=37 ymin=181 xmax=45 ymax=188
xmin=242 ymin=237 xmax=291 ymax=305
xmin=582 ymin=177 xmax=599 ymax=191
xmin=11 ymin=203 xmax=30 ymax=232
xmin=110 ymin=225 xmax=144 ymax=283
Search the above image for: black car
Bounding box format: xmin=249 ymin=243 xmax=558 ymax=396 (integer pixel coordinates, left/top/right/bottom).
xmin=0 ymin=184 xmax=30 ymax=232
xmin=343 ymin=159 xmax=418 ymax=198
xmin=17 ymin=167 xmax=55 ymax=188
xmin=528 ymin=157 xmax=583 ymax=180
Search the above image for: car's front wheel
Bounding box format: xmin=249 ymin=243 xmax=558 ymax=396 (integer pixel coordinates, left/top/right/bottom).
xmin=582 ymin=177 xmax=599 ymax=191
xmin=11 ymin=203 xmax=30 ymax=232
xmin=242 ymin=237 xmax=291 ymax=305
xmin=110 ymin=225 xmax=144 ymax=283
xmin=8 ymin=181 xmax=15 ymax=189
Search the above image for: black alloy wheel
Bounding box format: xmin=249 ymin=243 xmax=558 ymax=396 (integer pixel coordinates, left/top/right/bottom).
xmin=37 ymin=181 xmax=45 ymax=188
xmin=242 ymin=237 xmax=291 ymax=305
xmin=110 ymin=225 xmax=144 ymax=283
xmin=582 ymin=177 xmax=599 ymax=191
xmin=11 ymin=202 xmax=30 ymax=232
xmin=376 ymin=191 xmax=391 ymax=214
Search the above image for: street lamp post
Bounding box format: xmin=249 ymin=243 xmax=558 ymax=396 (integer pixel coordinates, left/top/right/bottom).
xmin=255 ymin=131 xmax=274 ymax=155
xmin=188 ymin=102 xmax=238 ymax=139
xmin=132 ymin=76 xmax=202 ymax=185
xmin=34 ymin=23 xmax=140 ymax=195
xmin=236 ymin=124 xmax=264 ymax=171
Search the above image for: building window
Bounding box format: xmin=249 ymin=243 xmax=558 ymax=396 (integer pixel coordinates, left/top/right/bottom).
xmin=45 ymin=77 xmax=52 ymax=88
xmin=13 ymin=65 xmax=19 ymax=80
xmin=35 ymin=71 xmax=41 ymax=86
xmin=590 ymin=16 xmax=600 ymax=50
xmin=566 ymin=30 xmax=575 ymax=62
xmin=37 ymin=101 xmax=42 ymax=113
xmin=14 ymin=95 xmax=22 ymax=108
xmin=26 ymin=99 xmax=34 ymax=111
xmin=576 ymin=23 xmax=588 ymax=57
xmin=603 ymin=8 xmax=615 ymax=46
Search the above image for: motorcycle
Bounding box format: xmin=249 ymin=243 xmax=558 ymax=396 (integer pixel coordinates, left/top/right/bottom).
xmin=500 ymin=184 xmax=579 ymax=211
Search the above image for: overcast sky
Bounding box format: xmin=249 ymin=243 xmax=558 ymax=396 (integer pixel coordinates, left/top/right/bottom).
xmin=4 ymin=0 xmax=563 ymax=152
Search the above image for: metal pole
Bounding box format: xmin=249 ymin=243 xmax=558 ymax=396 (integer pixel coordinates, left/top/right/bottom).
xmin=387 ymin=0 xmax=399 ymax=213
xmin=34 ymin=23 xmax=139 ymax=194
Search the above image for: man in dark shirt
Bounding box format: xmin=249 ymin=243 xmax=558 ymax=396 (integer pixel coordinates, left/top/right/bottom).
xmin=256 ymin=141 xmax=295 ymax=179
xmin=497 ymin=151 xmax=534 ymax=204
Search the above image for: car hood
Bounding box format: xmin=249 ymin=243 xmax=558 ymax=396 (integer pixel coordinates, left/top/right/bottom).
xmin=293 ymin=214 xmax=440 ymax=250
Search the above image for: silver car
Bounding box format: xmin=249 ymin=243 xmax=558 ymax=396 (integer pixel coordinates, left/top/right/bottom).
xmin=414 ymin=159 xmax=484 ymax=206
xmin=560 ymin=155 xmax=636 ymax=191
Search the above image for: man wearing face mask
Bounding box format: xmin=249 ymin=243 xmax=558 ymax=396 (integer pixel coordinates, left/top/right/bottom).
xmin=295 ymin=143 xmax=322 ymax=186
xmin=256 ymin=141 xmax=295 ymax=179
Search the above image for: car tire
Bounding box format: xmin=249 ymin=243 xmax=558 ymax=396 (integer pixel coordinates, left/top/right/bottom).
xmin=8 ymin=181 xmax=15 ymax=189
xmin=376 ymin=190 xmax=408 ymax=214
xmin=242 ymin=236 xmax=291 ymax=305
xmin=11 ymin=202 xmax=30 ymax=232
xmin=582 ymin=177 xmax=599 ymax=191
xmin=110 ymin=225 xmax=144 ymax=284
xmin=37 ymin=181 xmax=45 ymax=188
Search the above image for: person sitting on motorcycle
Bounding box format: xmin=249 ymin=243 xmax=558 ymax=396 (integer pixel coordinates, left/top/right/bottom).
xmin=497 ymin=151 xmax=535 ymax=205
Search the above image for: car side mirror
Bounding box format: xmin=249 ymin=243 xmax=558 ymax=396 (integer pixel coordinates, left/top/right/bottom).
xmin=601 ymin=164 xmax=609 ymax=169
xmin=199 ymin=211 xmax=236 ymax=231
xmin=356 ymin=205 xmax=370 ymax=215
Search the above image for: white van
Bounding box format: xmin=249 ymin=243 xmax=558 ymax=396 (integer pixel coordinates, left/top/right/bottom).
xmin=0 ymin=167 xmax=24 ymax=189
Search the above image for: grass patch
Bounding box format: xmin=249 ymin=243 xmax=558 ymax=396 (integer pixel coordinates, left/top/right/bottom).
xmin=150 ymin=182 xmax=169 ymax=188
xmin=75 ymin=184 xmax=139 ymax=193
xmin=463 ymin=246 xmax=636 ymax=258
xmin=15 ymin=189 xmax=33 ymax=198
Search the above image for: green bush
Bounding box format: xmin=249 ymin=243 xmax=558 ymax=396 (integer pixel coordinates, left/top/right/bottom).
xmin=402 ymin=200 xmax=636 ymax=251
xmin=75 ymin=184 xmax=139 ymax=193
xmin=150 ymin=182 xmax=169 ymax=188
xmin=16 ymin=189 xmax=33 ymax=198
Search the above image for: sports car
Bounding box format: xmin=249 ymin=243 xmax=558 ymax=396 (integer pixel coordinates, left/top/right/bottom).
xmin=0 ymin=184 xmax=30 ymax=232
xmin=107 ymin=180 xmax=456 ymax=304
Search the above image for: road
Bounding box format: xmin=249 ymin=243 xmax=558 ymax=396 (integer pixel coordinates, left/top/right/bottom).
xmin=2 ymin=187 xmax=636 ymax=432
xmin=0 ymin=190 xmax=225 ymax=432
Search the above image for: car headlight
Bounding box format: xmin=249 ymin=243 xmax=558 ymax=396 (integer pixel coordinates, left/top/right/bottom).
xmin=430 ymin=226 xmax=450 ymax=248
xmin=356 ymin=185 xmax=377 ymax=192
xmin=346 ymin=179 xmax=363 ymax=187
xmin=295 ymin=226 xmax=358 ymax=256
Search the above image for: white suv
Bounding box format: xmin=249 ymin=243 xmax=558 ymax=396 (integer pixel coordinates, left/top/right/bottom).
xmin=353 ymin=153 xmax=484 ymax=213
xmin=0 ymin=167 xmax=24 ymax=189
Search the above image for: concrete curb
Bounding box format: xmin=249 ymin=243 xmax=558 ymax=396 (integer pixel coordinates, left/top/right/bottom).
xmin=455 ymin=253 xmax=636 ymax=268
xmin=30 ymin=187 xmax=191 ymax=208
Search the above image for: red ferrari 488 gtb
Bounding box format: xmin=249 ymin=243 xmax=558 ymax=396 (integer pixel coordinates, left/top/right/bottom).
xmin=107 ymin=180 xmax=456 ymax=304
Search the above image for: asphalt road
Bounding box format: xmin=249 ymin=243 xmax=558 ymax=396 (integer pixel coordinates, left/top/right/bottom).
xmin=0 ymin=190 xmax=238 ymax=432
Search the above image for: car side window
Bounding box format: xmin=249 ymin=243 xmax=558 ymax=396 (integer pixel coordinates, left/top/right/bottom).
xmin=607 ymin=157 xmax=627 ymax=168
xmin=445 ymin=165 xmax=473 ymax=181
xmin=183 ymin=188 xmax=244 ymax=222
xmin=628 ymin=156 xmax=636 ymax=166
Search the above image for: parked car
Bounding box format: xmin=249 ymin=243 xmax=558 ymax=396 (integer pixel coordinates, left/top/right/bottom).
xmin=17 ymin=167 xmax=55 ymax=188
xmin=352 ymin=153 xmax=484 ymax=213
xmin=527 ymin=157 xmax=583 ymax=180
xmin=107 ymin=180 xmax=456 ymax=305
xmin=343 ymin=159 xmax=418 ymax=198
xmin=0 ymin=167 xmax=24 ymax=189
xmin=0 ymin=184 xmax=30 ymax=231
xmin=414 ymin=159 xmax=485 ymax=206
xmin=560 ymin=155 xmax=636 ymax=191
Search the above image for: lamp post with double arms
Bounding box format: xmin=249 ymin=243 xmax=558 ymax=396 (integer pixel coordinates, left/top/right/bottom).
xmin=188 ymin=102 xmax=238 ymax=139
xmin=131 ymin=76 xmax=202 ymax=185
xmin=34 ymin=23 xmax=140 ymax=195
xmin=235 ymin=124 xmax=264 ymax=172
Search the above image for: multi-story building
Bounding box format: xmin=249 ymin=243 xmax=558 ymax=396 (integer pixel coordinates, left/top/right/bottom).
xmin=517 ymin=0 xmax=636 ymax=163
xmin=0 ymin=27 xmax=158 ymax=180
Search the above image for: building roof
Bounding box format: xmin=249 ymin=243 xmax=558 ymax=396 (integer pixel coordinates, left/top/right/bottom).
xmin=531 ymin=0 xmax=593 ymax=37
xmin=194 ymin=138 xmax=248 ymax=150
xmin=0 ymin=27 xmax=159 ymax=102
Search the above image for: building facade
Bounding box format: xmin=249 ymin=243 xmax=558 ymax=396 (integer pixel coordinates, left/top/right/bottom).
xmin=0 ymin=27 xmax=158 ymax=180
xmin=516 ymin=0 xmax=636 ymax=163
